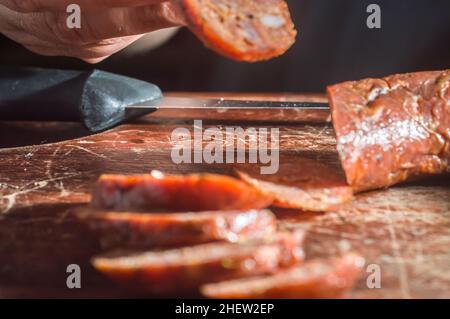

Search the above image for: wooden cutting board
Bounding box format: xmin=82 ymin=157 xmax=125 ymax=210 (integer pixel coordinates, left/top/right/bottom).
xmin=0 ymin=93 xmax=448 ymax=298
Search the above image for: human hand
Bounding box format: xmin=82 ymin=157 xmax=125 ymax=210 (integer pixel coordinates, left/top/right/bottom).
xmin=0 ymin=0 xmax=185 ymax=63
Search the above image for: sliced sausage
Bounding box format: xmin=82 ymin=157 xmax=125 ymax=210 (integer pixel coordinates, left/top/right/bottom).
xmin=91 ymin=171 xmax=273 ymax=212
xmin=236 ymin=156 xmax=353 ymax=212
xmin=92 ymin=232 xmax=305 ymax=295
xmin=201 ymin=253 xmax=364 ymax=299
xmin=328 ymin=70 xmax=450 ymax=192
xmin=176 ymin=0 xmax=297 ymax=62
xmin=75 ymin=209 xmax=277 ymax=249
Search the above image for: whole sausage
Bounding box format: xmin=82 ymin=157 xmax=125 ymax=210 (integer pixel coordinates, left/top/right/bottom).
xmin=328 ymin=70 xmax=450 ymax=192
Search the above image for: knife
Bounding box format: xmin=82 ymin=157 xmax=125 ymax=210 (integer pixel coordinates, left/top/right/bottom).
xmin=0 ymin=67 xmax=328 ymax=133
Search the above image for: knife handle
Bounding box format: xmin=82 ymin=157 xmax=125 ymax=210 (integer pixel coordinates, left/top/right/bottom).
xmin=0 ymin=67 xmax=162 ymax=132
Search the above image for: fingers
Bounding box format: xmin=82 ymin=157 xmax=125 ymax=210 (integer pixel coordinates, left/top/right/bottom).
xmin=0 ymin=0 xmax=168 ymax=13
xmin=78 ymin=2 xmax=185 ymax=41
xmin=0 ymin=1 xmax=185 ymax=63
xmin=0 ymin=0 xmax=185 ymax=63
xmin=2 ymin=2 xmax=185 ymax=45
xmin=2 ymin=24 xmax=145 ymax=62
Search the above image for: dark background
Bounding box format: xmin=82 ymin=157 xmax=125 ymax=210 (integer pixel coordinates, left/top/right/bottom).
xmin=1 ymin=0 xmax=449 ymax=92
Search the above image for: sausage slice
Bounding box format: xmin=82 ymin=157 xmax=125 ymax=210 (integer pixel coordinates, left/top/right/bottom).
xmin=75 ymin=209 xmax=277 ymax=249
xmin=201 ymin=253 xmax=364 ymax=299
xmin=236 ymin=156 xmax=353 ymax=212
xmin=91 ymin=171 xmax=273 ymax=212
xmin=92 ymin=232 xmax=305 ymax=295
xmin=176 ymin=0 xmax=297 ymax=62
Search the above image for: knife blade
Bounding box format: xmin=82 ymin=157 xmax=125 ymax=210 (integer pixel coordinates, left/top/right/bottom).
xmin=0 ymin=67 xmax=329 ymax=133
xmin=126 ymin=96 xmax=328 ymax=110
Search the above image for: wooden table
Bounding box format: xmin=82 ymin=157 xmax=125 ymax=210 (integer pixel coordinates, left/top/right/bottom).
xmin=0 ymin=93 xmax=448 ymax=299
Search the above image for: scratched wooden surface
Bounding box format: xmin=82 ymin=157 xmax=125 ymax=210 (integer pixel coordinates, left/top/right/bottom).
xmin=0 ymin=93 xmax=448 ymax=299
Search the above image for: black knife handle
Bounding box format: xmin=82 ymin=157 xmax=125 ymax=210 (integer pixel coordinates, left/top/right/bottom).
xmin=0 ymin=67 xmax=162 ymax=132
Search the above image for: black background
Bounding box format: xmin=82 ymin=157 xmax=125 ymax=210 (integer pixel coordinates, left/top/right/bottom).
xmin=1 ymin=0 xmax=449 ymax=92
